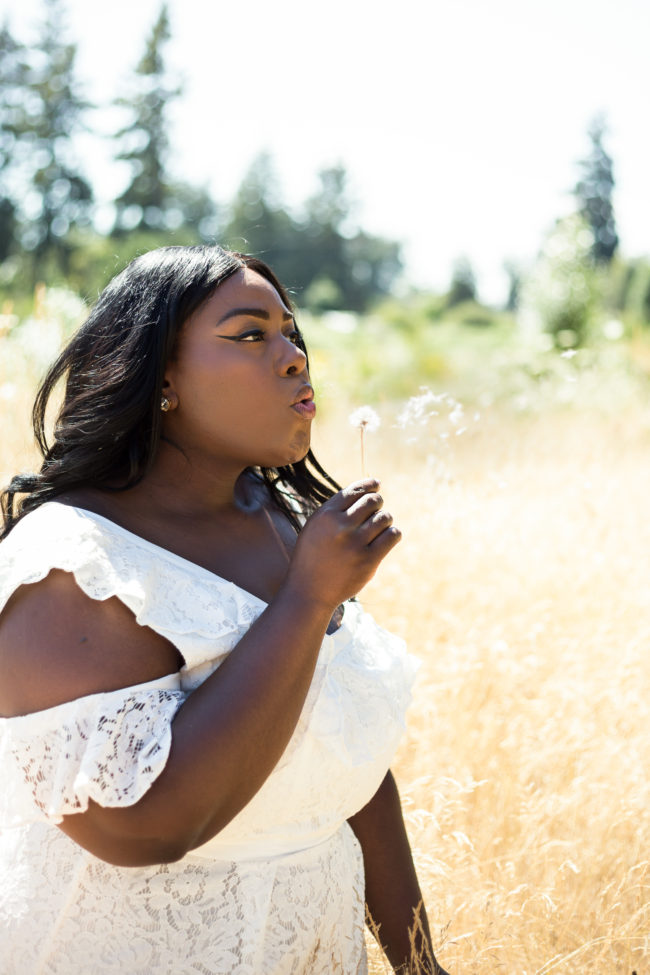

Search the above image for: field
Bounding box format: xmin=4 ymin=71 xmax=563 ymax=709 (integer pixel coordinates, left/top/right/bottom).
xmin=2 ymin=300 xmax=650 ymax=972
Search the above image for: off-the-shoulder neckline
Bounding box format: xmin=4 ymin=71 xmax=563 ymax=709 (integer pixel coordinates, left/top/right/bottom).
xmin=42 ymin=500 xmax=270 ymax=609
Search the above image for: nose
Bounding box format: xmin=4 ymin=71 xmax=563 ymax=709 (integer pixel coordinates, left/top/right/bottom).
xmin=277 ymin=334 xmax=308 ymax=377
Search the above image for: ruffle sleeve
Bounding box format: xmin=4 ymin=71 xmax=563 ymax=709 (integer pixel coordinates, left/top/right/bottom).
xmin=0 ymin=503 xmax=264 ymax=676
xmin=0 ymin=674 xmax=186 ymax=828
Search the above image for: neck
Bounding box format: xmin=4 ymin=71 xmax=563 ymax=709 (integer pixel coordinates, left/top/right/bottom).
xmin=127 ymin=440 xmax=256 ymax=522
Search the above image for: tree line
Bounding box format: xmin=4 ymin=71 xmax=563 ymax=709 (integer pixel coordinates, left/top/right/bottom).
xmin=0 ymin=0 xmax=401 ymax=310
xmin=1 ymin=0 xmax=648 ymax=334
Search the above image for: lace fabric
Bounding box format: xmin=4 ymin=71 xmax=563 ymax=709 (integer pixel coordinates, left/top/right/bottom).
xmin=0 ymin=502 xmax=418 ymax=973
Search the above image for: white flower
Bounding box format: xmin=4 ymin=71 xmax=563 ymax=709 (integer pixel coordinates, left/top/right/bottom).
xmin=348 ymin=405 xmax=380 ymax=433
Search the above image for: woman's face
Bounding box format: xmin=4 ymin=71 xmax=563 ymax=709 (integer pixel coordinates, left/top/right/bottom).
xmin=163 ymin=267 xmax=315 ymax=471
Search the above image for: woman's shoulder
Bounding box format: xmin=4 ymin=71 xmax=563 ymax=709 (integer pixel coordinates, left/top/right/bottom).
xmin=1 ymin=500 xmax=91 ymax=562
xmin=0 ymin=499 xmax=141 ymax=623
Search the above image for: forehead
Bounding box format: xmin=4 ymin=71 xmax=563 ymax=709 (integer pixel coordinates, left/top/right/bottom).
xmin=206 ymin=267 xmax=290 ymax=318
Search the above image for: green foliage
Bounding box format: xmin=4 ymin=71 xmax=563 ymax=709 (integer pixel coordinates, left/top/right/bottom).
xmin=113 ymin=4 xmax=186 ymax=235
xmin=222 ymin=152 xmax=299 ymax=285
xmin=223 ymin=158 xmax=403 ymax=313
xmin=624 ymin=259 xmax=650 ymax=327
xmin=64 ymin=227 xmax=203 ymax=301
xmin=519 ymin=213 xmax=599 ymax=347
xmin=447 ymin=256 xmax=477 ymax=307
xmin=0 ymin=0 xmax=93 ymax=280
xmin=0 ymin=21 xmax=23 ymax=263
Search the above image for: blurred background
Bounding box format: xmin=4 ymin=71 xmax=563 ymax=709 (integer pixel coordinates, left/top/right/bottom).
xmin=1 ymin=2 xmax=650 ymax=971
xmin=0 ymin=0 xmax=648 ymax=330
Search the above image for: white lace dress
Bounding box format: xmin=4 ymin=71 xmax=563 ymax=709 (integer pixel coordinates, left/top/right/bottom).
xmin=0 ymin=502 xmax=418 ymax=975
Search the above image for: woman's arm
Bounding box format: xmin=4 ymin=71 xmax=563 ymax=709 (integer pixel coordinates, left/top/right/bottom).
xmin=0 ymin=481 xmax=400 ymax=867
xmin=347 ymin=771 xmax=449 ymax=975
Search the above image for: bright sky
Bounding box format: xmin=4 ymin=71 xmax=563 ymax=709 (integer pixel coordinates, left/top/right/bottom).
xmin=2 ymin=0 xmax=649 ymax=303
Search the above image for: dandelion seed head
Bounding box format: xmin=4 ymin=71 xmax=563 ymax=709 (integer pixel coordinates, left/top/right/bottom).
xmin=396 ymin=388 xmax=447 ymax=429
xmin=348 ymin=405 xmax=381 ymax=432
xmin=449 ymin=404 xmax=465 ymax=426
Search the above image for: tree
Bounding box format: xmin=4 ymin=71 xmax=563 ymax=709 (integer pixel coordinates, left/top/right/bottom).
xmin=503 ymin=259 xmax=522 ymax=312
xmin=574 ymin=114 xmax=618 ymax=265
xmin=0 ymin=20 xmax=26 ymax=262
xmin=222 ymin=153 xmax=298 ymax=286
xmin=447 ymin=256 xmax=477 ymax=307
xmin=112 ymin=4 xmax=218 ymax=242
xmin=113 ymin=4 xmax=178 ymax=234
xmin=519 ymin=213 xmax=598 ymax=347
xmin=299 ymin=164 xmax=402 ymax=311
xmin=0 ymin=0 xmax=93 ymax=278
xmin=222 ymin=158 xmax=403 ymax=312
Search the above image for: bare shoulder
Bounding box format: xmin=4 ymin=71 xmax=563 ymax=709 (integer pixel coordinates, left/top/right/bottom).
xmin=0 ymin=569 xmax=182 ymax=718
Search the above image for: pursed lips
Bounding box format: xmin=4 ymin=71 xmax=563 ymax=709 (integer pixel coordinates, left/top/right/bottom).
xmin=290 ymin=385 xmax=316 ymax=419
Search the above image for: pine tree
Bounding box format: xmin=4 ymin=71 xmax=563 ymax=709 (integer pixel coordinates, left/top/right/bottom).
xmin=0 ymin=20 xmax=25 ymax=262
xmin=300 ymin=165 xmax=402 ymax=311
xmin=112 ymin=4 xmax=180 ymax=234
xmin=22 ymin=0 xmax=92 ymax=275
xmin=222 ymin=153 xmax=297 ymax=283
xmin=574 ymin=114 xmax=619 ymax=265
xmin=0 ymin=2 xmax=92 ymax=276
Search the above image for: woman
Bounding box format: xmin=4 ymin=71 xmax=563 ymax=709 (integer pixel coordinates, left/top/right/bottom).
xmin=0 ymin=245 xmax=448 ymax=974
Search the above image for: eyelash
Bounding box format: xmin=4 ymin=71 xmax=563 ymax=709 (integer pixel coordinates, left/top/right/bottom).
xmin=238 ymin=329 xmax=300 ymax=345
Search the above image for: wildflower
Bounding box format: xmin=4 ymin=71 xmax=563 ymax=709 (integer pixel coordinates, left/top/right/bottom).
xmin=348 ymin=405 xmax=380 ymax=433
xmin=348 ymin=405 xmax=380 ymax=477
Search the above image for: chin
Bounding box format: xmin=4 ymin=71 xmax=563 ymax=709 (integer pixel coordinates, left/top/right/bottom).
xmin=261 ymin=437 xmax=311 ymax=469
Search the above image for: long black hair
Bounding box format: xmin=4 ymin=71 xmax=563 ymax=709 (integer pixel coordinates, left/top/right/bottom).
xmin=1 ymin=244 xmax=340 ymax=538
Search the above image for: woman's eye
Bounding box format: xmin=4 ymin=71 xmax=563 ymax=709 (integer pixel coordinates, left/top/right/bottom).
xmin=238 ymin=330 xmax=265 ymax=342
xmin=287 ymin=330 xmax=300 ymax=345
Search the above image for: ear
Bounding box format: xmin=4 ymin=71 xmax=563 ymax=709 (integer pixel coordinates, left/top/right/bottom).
xmin=161 ymin=374 xmax=179 ymax=411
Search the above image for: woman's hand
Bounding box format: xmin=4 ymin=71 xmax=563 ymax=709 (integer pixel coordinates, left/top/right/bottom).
xmin=286 ymin=478 xmax=401 ymax=610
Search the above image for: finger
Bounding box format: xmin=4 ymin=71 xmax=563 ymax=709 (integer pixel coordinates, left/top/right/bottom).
xmin=357 ymin=508 xmax=394 ymax=543
xmin=366 ymin=523 xmax=402 ymax=557
xmin=345 ymin=491 xmax=384 ymax=524
xmin=332 ymin=479 xmax=381 ymax=511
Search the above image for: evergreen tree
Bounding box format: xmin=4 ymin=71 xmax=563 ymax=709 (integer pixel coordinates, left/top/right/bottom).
xmin=0 ymin=20 xmax=25 ymax=262
xmin=1 ymin=1 xmax=92 ymax=277
xmin=112 ymin=4 xmax=218 ymax=240
xmin=223 ymin=158 xmax=402 ymax=312
xmin=574 ymin=114 xmax=619 ymax=265
xmin=113 ymin=4 xmax=179 ymax=234
xmin=222 ymin=153 xmax=297 ymax=285
xmin=300 ymin=165 xmax=402 ymax=311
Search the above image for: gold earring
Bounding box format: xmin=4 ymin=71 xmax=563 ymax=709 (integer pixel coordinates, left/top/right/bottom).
xmin=160 ymin=396 xmax=171 ymax=412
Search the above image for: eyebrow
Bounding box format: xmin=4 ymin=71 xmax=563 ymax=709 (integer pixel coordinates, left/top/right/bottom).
xmin=216 ymin=307 xmax=294 ymax=326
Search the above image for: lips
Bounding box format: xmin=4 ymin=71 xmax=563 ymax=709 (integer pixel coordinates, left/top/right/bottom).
xmin=291 ymin=384 xmax=316 ymax=419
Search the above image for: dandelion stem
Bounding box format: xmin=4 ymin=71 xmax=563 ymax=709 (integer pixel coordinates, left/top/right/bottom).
xmin=360 ymin=427 xmax=366 ymax=478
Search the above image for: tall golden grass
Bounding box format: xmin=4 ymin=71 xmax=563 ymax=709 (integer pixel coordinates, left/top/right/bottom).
xmin=315 ymin=404 xmax=650 ymax=973
xmin=2 ymin=314 xmax=650 ymax=973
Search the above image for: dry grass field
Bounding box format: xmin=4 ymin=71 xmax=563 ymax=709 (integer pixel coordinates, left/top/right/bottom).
xmin=314 ymin=399 xmax=650 ymax=974
xmin=2 ymin=310 xmax=650 ymax=973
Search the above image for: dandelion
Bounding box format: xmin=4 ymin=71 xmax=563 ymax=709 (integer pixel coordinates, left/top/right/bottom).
xmin=348 ymin=405 xmax=380 ymax=477
xmin=395 ymin=387 xmax=475 ymax=450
